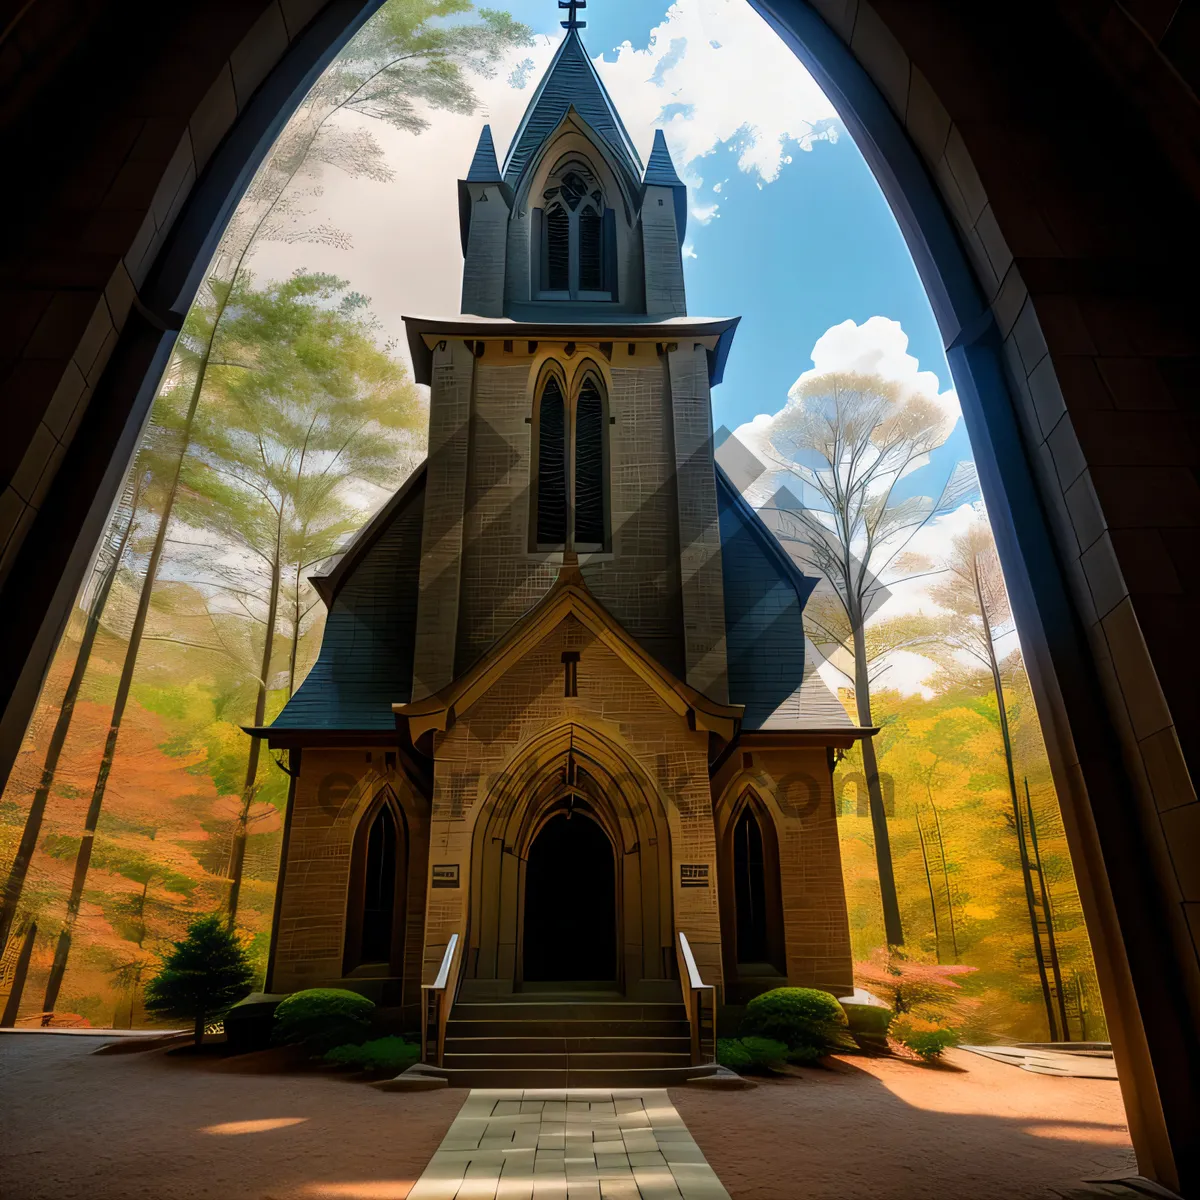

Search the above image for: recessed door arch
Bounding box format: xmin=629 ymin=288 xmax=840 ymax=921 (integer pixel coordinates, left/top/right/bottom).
xmin=466 ymin=723 xmax=673 ymax=995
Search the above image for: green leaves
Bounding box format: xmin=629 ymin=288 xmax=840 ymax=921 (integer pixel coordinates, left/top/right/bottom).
xmin=143 ymin=914 xmax=257 ymax=1037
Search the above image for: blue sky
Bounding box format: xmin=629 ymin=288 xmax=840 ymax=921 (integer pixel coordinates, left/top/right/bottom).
xmin=490 ymin=0 xmax=958 ymax=434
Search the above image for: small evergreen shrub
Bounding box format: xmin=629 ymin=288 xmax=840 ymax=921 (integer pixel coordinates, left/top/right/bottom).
xmin=717 ymin=1036 xmax=789 ymax=1073
xmin=891 ymin=1013 xmax=957 ymax=1060
xmin=841 ymin=1001 xmax=893 ymax=1050
xmin=323 ymin=1036 xmax=420 ymax=1073
xmin=273 ymin=988 xmax=375 ymax=1052
xmin=741 ymin=987 xmax=850 ymax=1059
xmin=144 ymin=914 xmax=256 ymax=1045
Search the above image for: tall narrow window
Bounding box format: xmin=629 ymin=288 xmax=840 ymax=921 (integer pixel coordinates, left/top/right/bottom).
xmin=734 ymin=807 xmax=768 ymax=963
xmin=536 ymin=376 xmax=567 ymax=547
xmin=545 ymin=206 xmax=570 ymax=291
xmin=573 ymin=377 xmax=605 ymax=547
xmin=361 ymin=805 xmax=397 ymax=963
xmin=578 ymin=206 xmax=602 ymax=291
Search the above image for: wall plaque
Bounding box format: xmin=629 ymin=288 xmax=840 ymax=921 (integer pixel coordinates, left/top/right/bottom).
xmin=680 ymin=863 xmax=709 ymax=888
xmin=432 ymin=863 xmax=460 ymax=889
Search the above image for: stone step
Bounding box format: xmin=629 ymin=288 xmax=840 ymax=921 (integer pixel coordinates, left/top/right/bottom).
xmin=446 ymin=1018 xmax=692 ymax=1039
xmin=442 ymin=1050 xmax=692 ymax=1071
xmin=448 ymin=1001 xmax=687 ymax=1023
xmin=432 ymin=1063 xmax=719 ymax=1089
xmin=443 ymin=1035 xmax=693 ymax=1055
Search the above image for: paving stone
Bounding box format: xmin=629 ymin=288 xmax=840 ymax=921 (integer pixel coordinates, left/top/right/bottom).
xmin=408 ymin=1088 xmax=729 ymax=1199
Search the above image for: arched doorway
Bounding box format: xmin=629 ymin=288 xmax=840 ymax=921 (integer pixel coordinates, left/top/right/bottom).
xmin=734 ymin=807 xmax=768 ymax=965
xmin=343 ymin=789 xmax=408 ymax=975
xmin=466 ymin=723 xmax=674 ymax=999
xmin=522 ymin=810 xmax=616 ymax=983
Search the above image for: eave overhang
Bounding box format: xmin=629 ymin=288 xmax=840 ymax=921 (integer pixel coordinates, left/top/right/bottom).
xmin=402 ymin=314 xmax=740 ymax=388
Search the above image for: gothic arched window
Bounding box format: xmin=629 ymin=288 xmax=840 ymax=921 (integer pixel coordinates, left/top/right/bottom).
xmin=536 ymin=374 xmax=568 ymax=546
xmin=573 ymin=375 xmax=606 ymax=548
xmin=344 ymin=790 xmax=408 ymax=974
xmin=536 ymin=159 xmax=614 ymax=300
xmin=532 ymin=367 xmax=609 ymax=553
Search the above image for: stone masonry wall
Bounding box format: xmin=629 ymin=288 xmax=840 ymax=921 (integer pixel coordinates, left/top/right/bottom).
xmin=425 ymin=613 xmax=723 ymax=988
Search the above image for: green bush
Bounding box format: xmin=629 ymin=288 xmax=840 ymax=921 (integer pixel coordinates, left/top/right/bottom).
xmin=841 ymin=1001 xmax=893 ymax=1049
xmin=741 ymin=987 xmax=850 ymax=1059
xmin=717 ymin=1036 xmax=789 ymax=1073
xmin=323 ymin=1036 xmax=420 ymax=1073
xmin=891 ymin=1013 xmax=957 ymax=1060
xmin=273 ymin=988 xmax=375 ymax=1052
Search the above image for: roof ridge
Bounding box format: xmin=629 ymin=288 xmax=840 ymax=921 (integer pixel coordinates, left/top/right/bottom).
xmin=502 ymin=27 xmax=643 ymax=190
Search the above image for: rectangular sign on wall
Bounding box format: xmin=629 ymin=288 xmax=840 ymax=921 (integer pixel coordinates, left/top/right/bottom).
xmin=680 ymin=864 xmax=709 ymax=888
xmin=432 ymin=863 xmax=460 ymax=889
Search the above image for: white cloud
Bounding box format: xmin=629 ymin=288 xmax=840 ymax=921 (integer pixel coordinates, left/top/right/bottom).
xmin=681 ymin=242 xmax=697 ymax=259
xmin=719 ymin=318 xmax=977 ymax=696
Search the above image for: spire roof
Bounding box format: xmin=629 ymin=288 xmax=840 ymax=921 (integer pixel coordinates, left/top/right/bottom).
xmin=643 ymin=129 xmax=683 ymax=187
xmin=502 ymin=27 xmax=642 ymax=190
xmin=466 ymin=124 xmax=503 ymax=182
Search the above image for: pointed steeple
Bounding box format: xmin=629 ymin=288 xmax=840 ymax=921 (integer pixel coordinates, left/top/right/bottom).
xmin=643 ymin=127 xmax=688 ymax=248
xmin=503 ymin=26 xmax=642 ymax=191
xmin=466 ymin=124 xmax=503 ymax=183
xmin=643 ymin=129 xmax=683 ymax=187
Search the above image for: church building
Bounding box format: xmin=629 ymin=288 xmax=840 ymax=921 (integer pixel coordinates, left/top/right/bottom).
xmin=252 ymin=6 xmax=867 ymax=1069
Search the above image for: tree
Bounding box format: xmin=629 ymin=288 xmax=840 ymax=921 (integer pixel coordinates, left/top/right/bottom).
xmin=916 ymin=515 xmax=1064 ymax=1037
xmin=767 ymin=371 xmax=974 ymax=946
xmin=173 ymin=273 xmax=420 ymax=923
xmin=0 ymin=466 xmax=146 ymax=963
xmin=143 ymin=914 xmax=256 ymax=1044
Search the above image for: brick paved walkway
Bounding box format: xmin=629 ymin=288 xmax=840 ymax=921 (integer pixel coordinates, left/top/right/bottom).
xmin=407 ymin=1088 xmax=730 ymax=1199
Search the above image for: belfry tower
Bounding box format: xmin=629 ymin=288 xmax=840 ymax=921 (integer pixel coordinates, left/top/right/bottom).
xmin=256 ymin=2 xmax=868 ymax=1085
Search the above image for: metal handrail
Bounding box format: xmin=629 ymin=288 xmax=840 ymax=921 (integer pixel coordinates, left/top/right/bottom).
xmin=420 ymin=932 xmax=461 ymax=1067
xmin=676 ymin=931 xmax=716 ymax=1065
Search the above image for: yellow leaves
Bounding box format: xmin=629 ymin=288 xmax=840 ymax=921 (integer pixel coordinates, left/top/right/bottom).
xmin=964 ymin=904 xmax=997 ymax=920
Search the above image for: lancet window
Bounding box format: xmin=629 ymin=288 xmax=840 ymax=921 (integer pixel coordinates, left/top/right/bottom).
xmin=533 ymin=367 xmax=609 ymax=553
xmin=536 ymin=158 xmax=614 ymax=300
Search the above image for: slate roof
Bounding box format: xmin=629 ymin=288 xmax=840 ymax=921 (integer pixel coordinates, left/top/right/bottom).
xmin=502 ymin=27 xmax=642 ymax=191
xmin=715 ymin=465 xmax=849 ymax=731
xmin=267 ymin=460 xmax=850 ymax=738
xmin=466 ymin=124 xmax=503 ymax=182
xmin=269 ymin=468 xmax=425 ymax=732
xmin=643 ymin=129 xmax=684 ymax=187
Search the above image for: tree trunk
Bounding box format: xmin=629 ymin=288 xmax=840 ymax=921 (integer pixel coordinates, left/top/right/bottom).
xmin=39 ymin=331 xmax=217 ymax=1023
xmin=0 ymin=472 xmax=144 ymax=955
xmin=0 ymin=922 xmax=37 ymax=1026
xmin=972 ymin=560 xmax=1057 ymax=1039
xmin=915 ymin=808 xmax=941 ymax=960
xmin=194 ymin=1012 xmax=205 ymax=1046
xmin=852 ymin=619 xmax=904 ymax=946
xmin=225 ymin=536 xmax=284 ymax=925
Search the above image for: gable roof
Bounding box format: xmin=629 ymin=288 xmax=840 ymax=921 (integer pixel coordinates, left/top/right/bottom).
xmin=266 ymin=468 xmax=426 ymax=735
xmin=394 ymin=556 xmax=743 ymax=744
xmin=502 ymin=28 xmax=642 ymax=191
xmin=716 ymin=464 xmax=853 ymax=733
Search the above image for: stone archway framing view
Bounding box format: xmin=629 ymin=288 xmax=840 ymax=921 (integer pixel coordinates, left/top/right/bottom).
xmin=0 ymin=1 xmax=1198 ymax=1193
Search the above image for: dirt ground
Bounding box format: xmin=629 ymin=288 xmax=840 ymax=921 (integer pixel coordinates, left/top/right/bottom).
xmin=673 ymin=1050 xmax=1135 ymax=1200
xmin=0 ymin=1035 xmax=1133 ymax=1200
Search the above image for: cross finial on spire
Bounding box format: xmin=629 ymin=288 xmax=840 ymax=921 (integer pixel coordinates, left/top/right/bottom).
xmin=559 ymin=0 xmax=586 ymax=30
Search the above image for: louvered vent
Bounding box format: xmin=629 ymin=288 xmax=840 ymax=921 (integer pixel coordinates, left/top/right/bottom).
xmin=574 ymin=378 xmax=605 ymax=546
xmin=536 ymin=377 xmax=567 ymax=546
xmin=578 ymin=207 xmax=602 ymax=291
xmin=546 ymin=207 xmax=569 ymax=291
